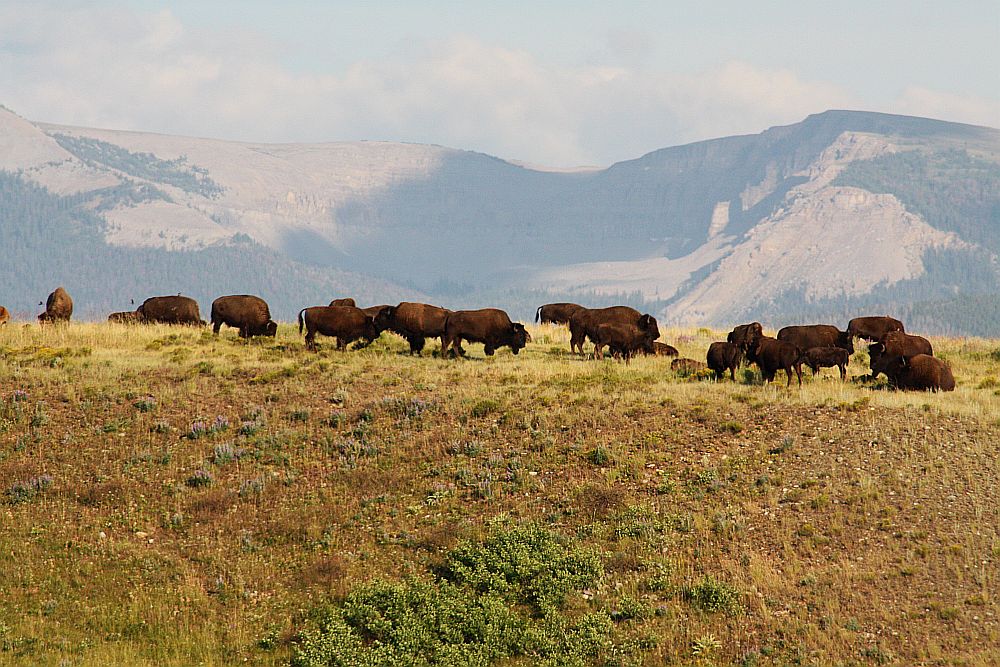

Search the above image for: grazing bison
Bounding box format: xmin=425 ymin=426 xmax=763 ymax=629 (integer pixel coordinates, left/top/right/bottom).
xmin=211 ymin=295 xmax=278 ymax=338
xmin=108 ymin=311 xmax=140 ymax=324
xmin=881 ymin=354 xmax=955 ymax=392
xmin=707 ymin=342 xmax=744 ymax=381
xmin=38 ymin=287 xmax=73 ymax=323
xmin=727 ymin=322 xmax=763 ymax=353
xmin=441 ymin=308 xmax=529 ymax=358
xmin=329 ymin=298 xmax=357 ymax=307
xmin=137 ymin=296 xmax=203 ymax=325
xmin=671 ymin=358 xmax=706 ymax=374
xmin=592 ymin=323 xmax=655 ymax=362
xmin=535 ymin=302 xmax=584 ymax=325
xmin=803 ymin=346 xmax=850 ymax=380
xmin=569 ymin=306 xmax=659 ymax=356
xmin=374 ymin=302 xmax=453 ymax=355
xmin=0 ymin=306 xmax=9 ymax=326
xmin=298 ymin=305 xmax=379 ymax=351
xmin=361 ymin=304 xmax=392 ymax=318
xmin=777 ymin=324 xmax=854 ymax=354
xmin=650 ymin=341 xmax=679 ymax=357
xmin=847 ymin=316 xmax=905 ymax=341
xmin=747 ymin=336 xmax=804 ymax=387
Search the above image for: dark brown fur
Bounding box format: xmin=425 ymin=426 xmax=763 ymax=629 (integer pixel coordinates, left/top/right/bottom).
xmin=211 ymin=295 xmax=278 ymax=338
xmin=777 ymin=324 xmax=854 ymax=354
xmin=882 ymin=354 xmax=955 ymax=392
xmin=593 ymin=323 xmax=654 ymax=362
xmin=568 ymin=306 xmax=659 ymax=356
xmin=803 ymin=346 xmax=850 ymax=380
xmin=374 ymin=302 xmax=453 ymax=355
xmin=847 ymin=316 xmax=905 ymax=341
xmin=748 ymin=336 xmax=803 ymax=387
xmin=38 ymin=287 xmax=73 ymax=323
xmin=879 ymin=331 xmax=933 ymax=358
xmin=707 ymin=341 xmax=743 ymax=381
xmin=650 ymin=341 xmax=679 ymax=357
xmin=328 ymin=298 xmax=357 ymax=307
xmin=108 ymin=311 xmax=140 ymax=324
xmin=671 ymin=358 xmax=706 ymax=373
xmin=535 ymin=302 xmax=584 ymax=325
xmin=441 ymin=308 xmax=529 ymax=358
xmin=727 ymin=322 xmax=763 ymax=352
xmin=298 ymin=306 xmax=379 ymax=351
xmin=136 ymin=296 xmax=203 ymax=325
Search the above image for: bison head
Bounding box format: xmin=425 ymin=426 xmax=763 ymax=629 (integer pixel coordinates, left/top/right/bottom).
xmin=264 ymin=320 xmax=278 ymax=337
xmin=837 ymin=330 xmax=855 ymax=354
xmin=373 ymin=306 xmax=395 ymax=332
xmin=510 ymin=323 xmax=529 ymax=354
xmin=638 ymin=313 xmax=660 ymax=341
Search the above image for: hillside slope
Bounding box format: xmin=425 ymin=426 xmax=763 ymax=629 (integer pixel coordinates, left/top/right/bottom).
xmin=1 ymin=107 xmax=998 ymax=329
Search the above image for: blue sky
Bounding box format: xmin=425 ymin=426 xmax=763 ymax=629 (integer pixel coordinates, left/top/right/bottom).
xmin=3 ymin=1 xmax=998 ymax=165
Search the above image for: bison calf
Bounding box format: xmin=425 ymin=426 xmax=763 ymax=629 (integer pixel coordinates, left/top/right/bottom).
xmin=803 ymin=346 xmax=849 ymax=380
xmin=707 ymin=341 xmax=743 ymax=381
xmin=108 ymin=311 xmax=140 ymax=324
xmin=593 ymin=323 xmax=654 ymax=362
xmin=671 ymin=358 xmax=706 ymax=374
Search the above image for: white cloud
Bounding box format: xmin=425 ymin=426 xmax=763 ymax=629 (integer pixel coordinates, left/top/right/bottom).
xmin=0 ymin=3 xmax=994 ymax=167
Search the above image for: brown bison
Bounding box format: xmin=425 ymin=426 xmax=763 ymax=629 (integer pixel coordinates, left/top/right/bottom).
xmin=569 ymin=306 xmax=659 ymax=356
xmin=879 ymin=331 xmax=933 ymax=358
xmin=535 ymin=302 xmax=584 ymax=325
xmin=727 ymin=322 xmax=763 ymax=352
xmin=593 ymin=323 xmax=655 ymax=362
xmin=38 ymin=287 xmax=73 ymax=323
xmin=707 ymin=341 xmax=743 ymax=381
xmin=0 ymin=306 xmax=9 ymax=326
xmin=108 ymin=311 xmax=140 ymax=324
xmin=361 ymin=304 xmax=392 ymax=318
xmin=847 ymin=316 xmax=905 ymax=341
xmin=777 ymin=324 xmax=854 ymax=354
xmin=137 ymin=296 xmax=203 ymax=325
xmin=650 ymin=341 xmax=679 ymax=357
xmin=803 ymin=346 xmax=850 ymax=380
xmin=747 ymin=336 xmax=804 ymax=387
xmin=441 ymin=308 xmax=529 ymax=358
xmin=671 ymin=358 xmax=706 ymax=374
xmin=329 ymin=298 xmax=357 ymax=307
xmin=211 ymin=295 xmax=278 ymax=338
xmin=881 ymin=354 xmax=955 ymax=392
xmin=298 ymin=305 xmax=379 ymax=351
xmin=374 ymin=302 xmax=454 ymax=355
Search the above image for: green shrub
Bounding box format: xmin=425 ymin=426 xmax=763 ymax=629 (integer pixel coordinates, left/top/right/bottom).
xmin=683 ymin=575 xmax=741 ymax=615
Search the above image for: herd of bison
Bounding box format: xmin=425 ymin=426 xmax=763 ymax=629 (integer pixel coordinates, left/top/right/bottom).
xmin=12 ymin=287 xmax=955 ymax=392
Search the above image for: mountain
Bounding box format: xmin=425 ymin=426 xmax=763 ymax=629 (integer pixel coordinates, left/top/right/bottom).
xmin=1 ymin=106 xmax=998 ymax=332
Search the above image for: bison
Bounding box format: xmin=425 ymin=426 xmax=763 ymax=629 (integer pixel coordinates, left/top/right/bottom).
xmin=847 ymin=316 xmax=905 ymax=341
xmin=374 ymin=302 xmax=454 ymax=355
xmin=707 ymin=341 xmax=743 ymax=381
xmin=211 ymin=295 xmax=278 ymax=338
xmin=329 ymin=298 xmax=356 ymax=308
xmin=747 ymin=336 xmax=804 ymax=387
xmin=0 ymin=306 xmax=9 ymax=326
xmin=136 ymin=296 xmax=203 ymax=325
xmin=298 ymin=305 xmax=379 ymax=351
xmin=535 ymin=302 xmax=584 ymax=325
xmin=569 ymin=306 xmax=659 ymax=356
xmin=38 ymin=287 xmax=73 ymax=323
xmin=671 ymin=358 xmax=706 ymax=374
xmin=650 ymin=341 xmax=679 ymax=357
xmin=727 ymin=322 xmax=763 ymax=353
xmin=868 ymin=333 xmax=933 ymax=379
xmin=803 ymin=346 xmax=850 ymax=380
xmin=108 ymin=311 xmax=140 ymax=324
xmin=593 ymin=323 xmax=655 ymax=362
xmin=881 ymin=354 xmax=955 ymax=392
xmin=441 ymin=308 xmax=529 ymax=358
xmin=360 ymin=304 xmax=392 ymax=318
xmin=777 ymin=324 xmax=854 ymax=354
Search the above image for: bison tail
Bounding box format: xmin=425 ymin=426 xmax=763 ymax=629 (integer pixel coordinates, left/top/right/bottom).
xmin=534 ymin=305 xmax=542 ymax=323
xmin=297 ymin=308 xmax=307 ymax=335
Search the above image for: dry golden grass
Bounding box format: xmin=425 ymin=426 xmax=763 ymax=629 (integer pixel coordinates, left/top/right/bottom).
xmin=0 ymin=320 xmax=998 ymax=665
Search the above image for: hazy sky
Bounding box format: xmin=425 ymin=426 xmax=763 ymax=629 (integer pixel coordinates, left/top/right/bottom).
xmin=2 ymin=1 xmax=998 ymax=166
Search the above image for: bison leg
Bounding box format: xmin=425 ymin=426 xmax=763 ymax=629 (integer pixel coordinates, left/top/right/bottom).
xmin=305 ymin=330 xmax=317 ymax=352
xmin=838 ymin=363 xmax=846 ymax=380
xmin=729 ymin=365 xmax=736 ymax=382
xmin=484 ymin=344 xmax=495 ymax=356
xmin=212 ymin=319 xmax=222 ymax=335
xmin=407 ymin=336 xmax=425 ymax=355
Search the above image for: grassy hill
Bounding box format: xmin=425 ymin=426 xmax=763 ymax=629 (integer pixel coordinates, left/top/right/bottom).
xmin=1 ymin=322 xmax=998 ymax=665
